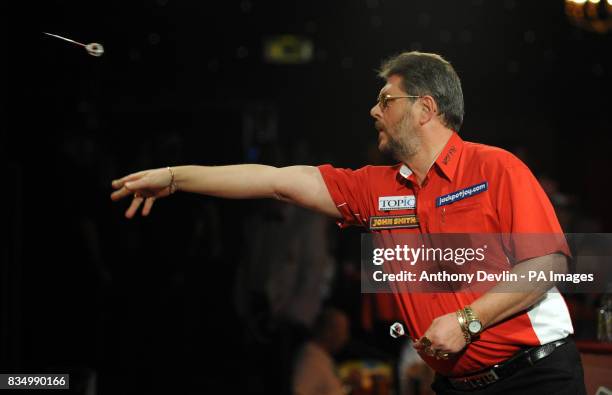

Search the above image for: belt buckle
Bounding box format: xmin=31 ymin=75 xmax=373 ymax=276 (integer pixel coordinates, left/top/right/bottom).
xmin=460 ymin=369 xmax=499 ymax=389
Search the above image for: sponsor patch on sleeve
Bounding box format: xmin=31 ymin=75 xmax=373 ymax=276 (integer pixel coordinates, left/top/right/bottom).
xmin=436 ymin=181 xmax=488 ymax=207
xmin=378 ymin=195 xmax=416 ymax=211
xmin=369 ymin=214 xmax=419 ymax=230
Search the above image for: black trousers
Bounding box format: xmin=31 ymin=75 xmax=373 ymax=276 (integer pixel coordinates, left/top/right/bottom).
xmin=431 ymin=338 xmax=586 ymax=395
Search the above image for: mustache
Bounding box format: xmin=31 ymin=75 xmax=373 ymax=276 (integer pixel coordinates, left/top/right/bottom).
xmin=375 ymin=121 xmax=385 ymax=131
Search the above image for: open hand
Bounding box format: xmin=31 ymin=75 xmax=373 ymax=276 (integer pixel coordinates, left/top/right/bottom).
xmin=110 ymin=167 xmax=175 ymax=218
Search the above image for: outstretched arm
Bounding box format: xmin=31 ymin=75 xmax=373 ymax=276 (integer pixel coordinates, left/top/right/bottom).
xmin=110 ymin=165 xmax=341 ymax=219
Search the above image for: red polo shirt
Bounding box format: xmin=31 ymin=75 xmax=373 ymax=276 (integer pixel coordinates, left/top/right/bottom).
xmin=318 ymin=132 xmax=573 ymax=376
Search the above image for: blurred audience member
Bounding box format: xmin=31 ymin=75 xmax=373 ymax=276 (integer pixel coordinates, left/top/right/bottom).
xmin=398 ymin=342 xmax=434 ymax=395
xmin=292 ymin=308 xmax=350 ymax=395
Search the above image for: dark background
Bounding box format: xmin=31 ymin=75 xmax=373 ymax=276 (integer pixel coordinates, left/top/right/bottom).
xmin=4 ymin=0 xmax=612 ymax=394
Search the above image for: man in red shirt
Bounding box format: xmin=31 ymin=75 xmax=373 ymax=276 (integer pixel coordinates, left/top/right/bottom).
xmin=111 ymin=51 xmax=586 ymax=394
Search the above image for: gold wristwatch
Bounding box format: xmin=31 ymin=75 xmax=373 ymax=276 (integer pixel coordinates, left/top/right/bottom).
xmin=463 ymin=306 xmax=483 ymax=336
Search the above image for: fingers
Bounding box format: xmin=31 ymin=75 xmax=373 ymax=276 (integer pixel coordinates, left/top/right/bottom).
xmin=110 ymin=174 xmax=152 ymax=202
xmin=415 ymin=336 xmax=431 ymax=350
xmin=111 ymin=170 xmax=148 ymax=190
xmin=423 ymin=346 xmax=436 ymax=357
xmin=118 ymin=194 xmax=155 ymax=218
xmin=111 ymin=171 xmax=149 ymax=202
xmin=422 ymin=346 xmax=450 ymax=360
xmin=430 ymin=349 xmax=450 ymax=360
xmin=142 ymin=197 xmax=156 ymax=216
xmin=123 ymin=178 xmax=149 ymax=191
xmin=125 ymin=195 xmax=144 ymax=218
xmin=110 ymin=186 xmax=134 ymax=202
xmin=111 ymin=169 xmax=165 ymax=217
xmin=435 ymin=351 xmax=450 ymax=360
xmin=415 ymin=336 xmax=452 ymax=360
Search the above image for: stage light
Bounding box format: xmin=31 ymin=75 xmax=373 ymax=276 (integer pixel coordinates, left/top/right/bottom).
xmin=263 ymin=35 xmax=313 ymax=64
xmin=565 ymin=0 xmax=612 ymax=32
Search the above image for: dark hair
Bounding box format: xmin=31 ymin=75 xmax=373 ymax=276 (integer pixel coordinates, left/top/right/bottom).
xmin=378 ymin=51 xmax=464 ymax=131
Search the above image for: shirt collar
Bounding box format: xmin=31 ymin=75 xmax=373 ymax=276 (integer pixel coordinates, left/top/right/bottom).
xmin=434 ymin=132 xmax=464 ymax=182
xmin=398 ymin=132 xmax=464 ymax=182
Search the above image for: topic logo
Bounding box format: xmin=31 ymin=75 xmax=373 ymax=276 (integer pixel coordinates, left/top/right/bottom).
xmin=379 ymin=195 xmax=416 ymax=211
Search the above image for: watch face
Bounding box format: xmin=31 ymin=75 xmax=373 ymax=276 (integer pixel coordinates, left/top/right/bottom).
xmin=468 ymin=320 xmax=482 ymax=334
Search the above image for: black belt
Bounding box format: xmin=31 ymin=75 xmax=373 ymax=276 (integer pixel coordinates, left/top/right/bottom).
xmin=445 ymin=338 xmax=569 ymax=391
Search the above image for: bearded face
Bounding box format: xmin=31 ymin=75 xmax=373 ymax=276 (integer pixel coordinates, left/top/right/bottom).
xmin=377 ymin=110 xmax=421 ymax=161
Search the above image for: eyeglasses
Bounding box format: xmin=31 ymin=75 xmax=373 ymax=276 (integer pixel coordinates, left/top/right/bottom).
xmin=377 ymin=93 xmax=421 ymax=110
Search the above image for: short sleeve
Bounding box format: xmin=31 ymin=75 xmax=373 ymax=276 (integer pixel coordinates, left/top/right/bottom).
xmin=494 ymin=159 xmax=570 ymax=262
xmin=318 ymin=164 xmax=371 ymax=228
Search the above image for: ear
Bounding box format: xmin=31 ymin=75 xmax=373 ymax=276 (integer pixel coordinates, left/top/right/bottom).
xmin=418 ymin=95 xmax=438 ymax=125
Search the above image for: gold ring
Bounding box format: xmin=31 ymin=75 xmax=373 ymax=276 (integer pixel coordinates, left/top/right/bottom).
xmin=424 ymin=346 xmax=436 ymax=357
xmin=435 ymin=351 xmax=450 ymax=360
